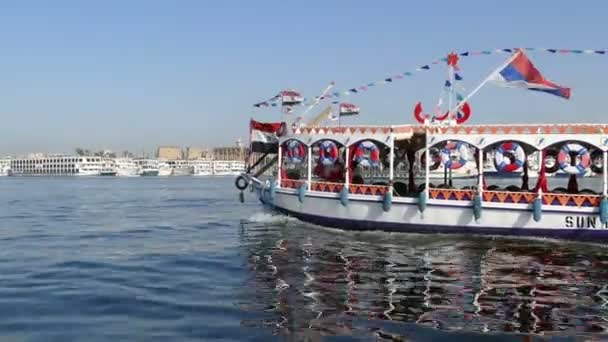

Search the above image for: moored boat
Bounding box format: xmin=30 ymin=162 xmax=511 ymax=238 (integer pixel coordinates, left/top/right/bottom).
xmin=0 ymin=159 xmax=11 ymax=176
xmin=190 ymin=160 xmax=213 ymax=176
xmin=134 ymin=159 xmax=160 ymax=176
xmin=115 ymin=158 xmax=140 ymax=177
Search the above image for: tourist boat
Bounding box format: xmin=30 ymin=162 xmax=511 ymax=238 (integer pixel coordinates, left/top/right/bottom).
xmin=0 ymin=159 xmax=11 ymax=176
xmin=134 ymin=159 xmax=160 ymax=176
xmin=10 ymin=155 xmax=101 ymax=176
xmin=114 ymin=158 xmax=140 ymax=177
xmin=190 ymin=160 xmax=213 ymax=176
xmin=156 ymin=162 xmax=171 ymax=176
xmin=99 ymin=158 xmax=117 ymax=176
xmin=213 ymin=160 xmax=245 ymax=176
xmin=236 ymin=48 xmax=608 ymax=241
xmin=165 ymin=160 xmax=193 ymax=176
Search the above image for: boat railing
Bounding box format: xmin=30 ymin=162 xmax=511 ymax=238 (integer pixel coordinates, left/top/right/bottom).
xmin=428 ymin=187 xmax=602 ymax=208
xmin=281 ymin=179 xmax=390 ymax=196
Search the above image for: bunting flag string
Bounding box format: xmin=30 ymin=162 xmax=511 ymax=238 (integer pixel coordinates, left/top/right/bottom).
xmin=253 ymin=47 xmax=608 ymax=109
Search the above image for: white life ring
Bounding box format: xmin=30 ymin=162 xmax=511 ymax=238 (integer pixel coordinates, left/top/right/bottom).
xmin=494 ymin=142 xmax=526 ymax=173
xmin=558 ymin=143 xmax=591 ymax=174
xmin=440 ymin=141 xmax=469 ymax=170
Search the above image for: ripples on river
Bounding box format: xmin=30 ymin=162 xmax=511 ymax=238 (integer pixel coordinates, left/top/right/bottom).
xmin=0 ymin=177 xmax=607 ymax=341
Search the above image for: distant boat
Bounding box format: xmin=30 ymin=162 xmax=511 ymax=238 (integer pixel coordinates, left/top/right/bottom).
xmin=134 ymin=159 xmax=160 ymax=176
xmin=114 ymin=158 xmax=139 ymax=177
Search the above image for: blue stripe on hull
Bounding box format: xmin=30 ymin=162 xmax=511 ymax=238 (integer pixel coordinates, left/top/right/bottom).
xmin=272 ymin=205 xmax=608 ymax=242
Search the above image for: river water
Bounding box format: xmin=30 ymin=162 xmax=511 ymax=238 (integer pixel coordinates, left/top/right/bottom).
xmin=0 ymin=176 xmax=606 ymax=341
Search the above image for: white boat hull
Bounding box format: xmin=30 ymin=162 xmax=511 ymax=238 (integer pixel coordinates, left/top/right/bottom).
xmin=258 ymin=186 xmax=608 ymax=241
xmin=171 ymin=167 xmax=192 ymax=176
xmin=158 ymin=168 xmax=172 ymax=176
xmin=116 ymin=168 xmax=139 ymax=177
xmin=193 ymin=172 xmax=213 ymax=176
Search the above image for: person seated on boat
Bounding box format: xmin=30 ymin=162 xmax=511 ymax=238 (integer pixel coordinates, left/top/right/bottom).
xmin=285 ymin=168 xmax=301 ymax=180
xmin=348 ymin=160 xmax=366 ymax=185
xmin=350 ymin=173 xmax=365 ymax=184
xmin=314 ymin=161 xmax=345 ymax=183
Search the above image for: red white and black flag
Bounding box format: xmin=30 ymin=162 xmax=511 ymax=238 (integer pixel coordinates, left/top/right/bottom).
xmin=280 ymin=90 xmax=303 ymax=106
xmin=339 ymin=103 xmax=360 ymax=116
xmin=249 ymin=119 xmax=281 ymax=153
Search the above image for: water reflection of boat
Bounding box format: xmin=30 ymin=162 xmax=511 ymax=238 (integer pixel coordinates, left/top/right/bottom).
xmin=240 ymin=220 xmax=608 ymax=337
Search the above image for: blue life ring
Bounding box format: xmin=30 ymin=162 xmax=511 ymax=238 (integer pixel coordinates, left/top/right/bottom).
xmin=440 ymin=141 xmax=469 ymax=170
xmin=353 ymin=141 xmax=380 ymax=168
xmin=319 ymin=140 xmax=339 ymax=166
xmin=494 ymin=142 xmax=526 ymax=173
xmin=285 ymin=140 xmax=306 ymax=164
xmin=558 ymin=143 xmax=591 ymax=175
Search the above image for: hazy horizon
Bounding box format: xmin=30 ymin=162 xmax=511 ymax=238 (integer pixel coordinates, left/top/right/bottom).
xmin=1 ymin=1 xmax=606 ymax=155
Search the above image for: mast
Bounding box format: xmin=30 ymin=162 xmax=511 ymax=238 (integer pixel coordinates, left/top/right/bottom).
xmin=448 ymin=49 xmax=521 ymax=115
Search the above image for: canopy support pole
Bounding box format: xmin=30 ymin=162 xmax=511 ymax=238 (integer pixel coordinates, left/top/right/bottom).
xmin=425 ymin=130 xmax=431 ymax=199
xmin=537 ymin=151 xmax=544 ymax=198
xmin=389 ymin=134 xmax=395 ymax=182
xmin=277 ymin=144 xmax=282 ymax=187
xmin=478 ymin=148 xmax=484 ymax=195
xmin=602 ymin=151 xmax=608 ymax=196
xmin=307 ymin=146 xmax=312 ymax=191
xmin=345 ymin=146 xmax=350 ymax=189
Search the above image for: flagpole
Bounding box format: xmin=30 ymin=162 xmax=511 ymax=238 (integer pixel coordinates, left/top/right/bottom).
xmin=448 ymin=61 xmax=454 ymax=125
xmin=448 ymin=49 xmax=522 ymax=115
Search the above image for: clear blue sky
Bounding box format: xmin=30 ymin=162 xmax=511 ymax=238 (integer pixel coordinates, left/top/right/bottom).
xmin=0 ymin=0 xmax=606 ymax=156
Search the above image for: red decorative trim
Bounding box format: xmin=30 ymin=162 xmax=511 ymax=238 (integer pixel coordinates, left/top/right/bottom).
xmin=349 ymin=184 xmax=389 ymax=196
xmin=310 ymin=181 xmax=344 ymax=193
xmin=432 ymin=189 xmax=601 ymax=208
xmin=542 ymin=193 xmax=601 ymax=208
xmin=483 ymin=191 xmax=537 ymax=204
xmin=292 ymin=124 xmax=608 ymax=136
xmin=280 ymin=179 xmax=306 ymax=189
xmin=429 ymin=188 xmax=476 ymax=201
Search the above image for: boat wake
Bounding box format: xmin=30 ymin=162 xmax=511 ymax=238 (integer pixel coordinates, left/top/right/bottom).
xmin=245 ymin=212 xmax=293 ymax=225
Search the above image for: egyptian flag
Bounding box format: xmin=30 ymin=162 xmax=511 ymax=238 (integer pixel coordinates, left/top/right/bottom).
xmin=250 ymin=119 xmax=280 ymax=153
xmin=488 ymin=49 xmax=570 ymax=99
xmin=339 ymin=103 xmax=360 ymax=116
xmin=281 ymin=90 xmax=303 ymax=106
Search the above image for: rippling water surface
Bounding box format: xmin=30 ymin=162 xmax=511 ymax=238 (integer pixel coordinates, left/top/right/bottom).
xmin=1 ymin=177 xmax=608 ymax=341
